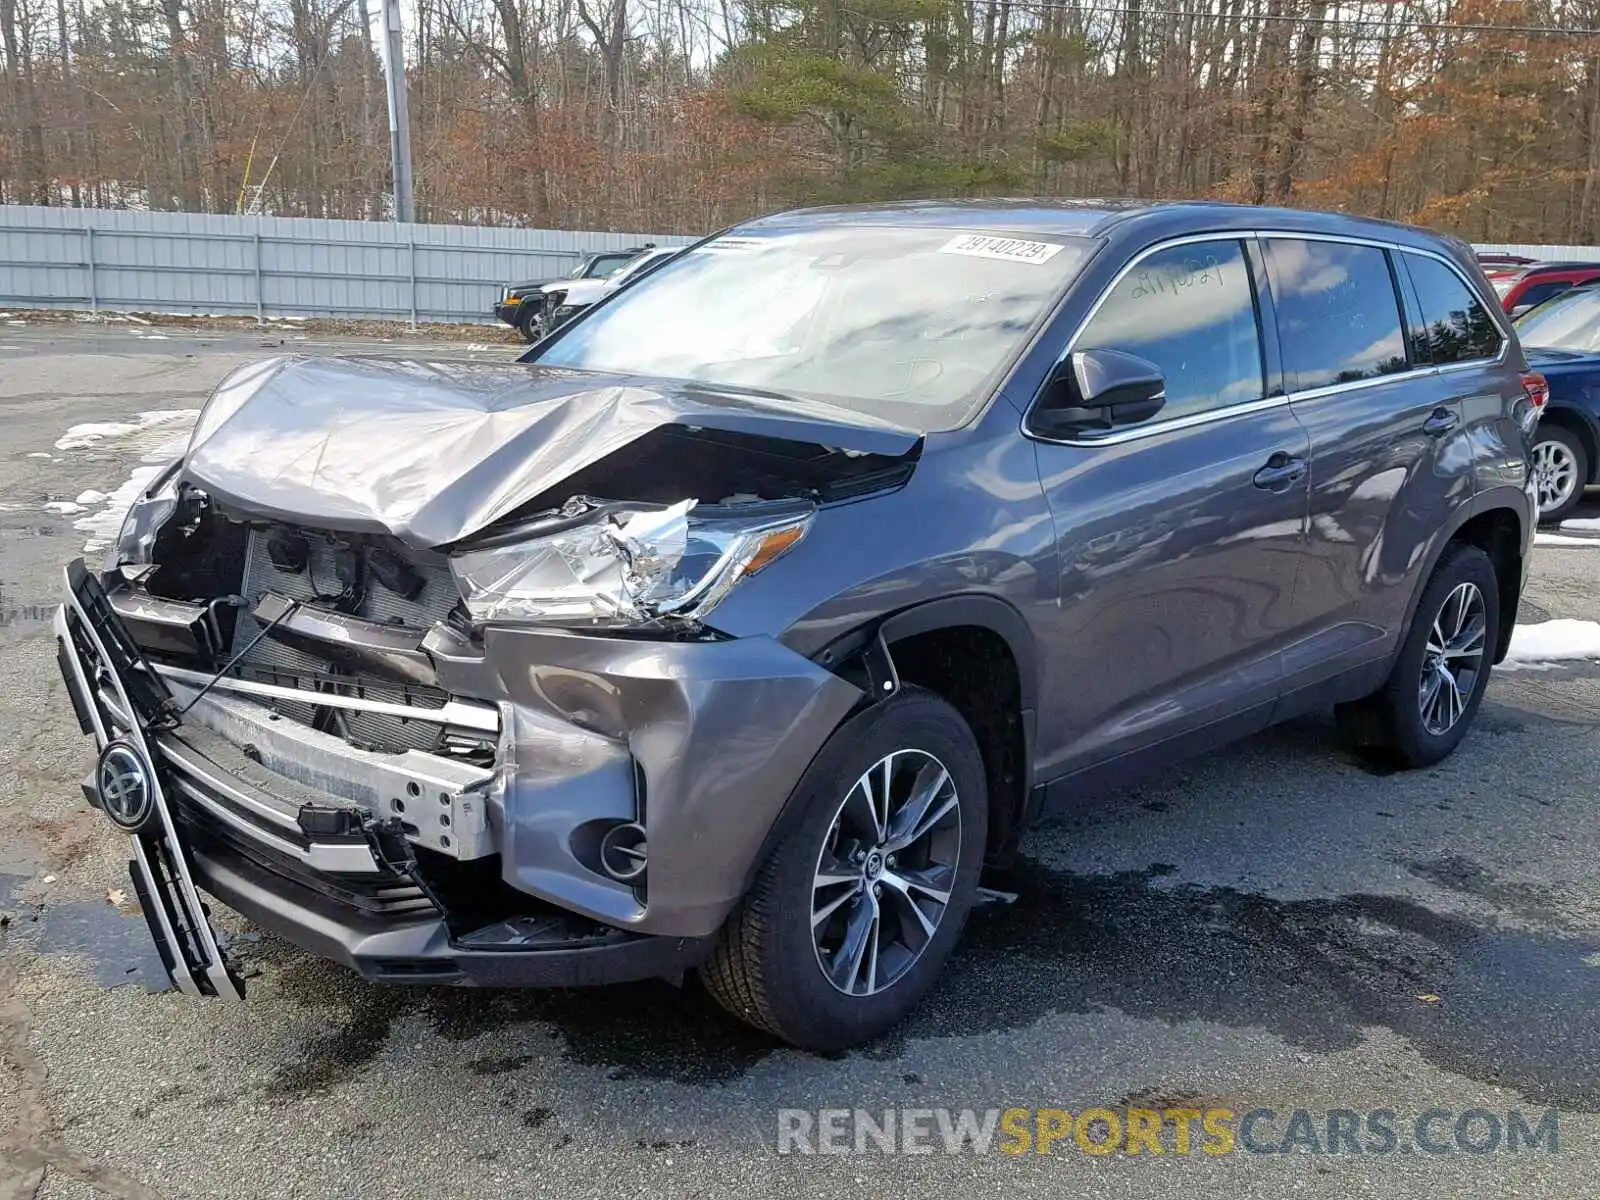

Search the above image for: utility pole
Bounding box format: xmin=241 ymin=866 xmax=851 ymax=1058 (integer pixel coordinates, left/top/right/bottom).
xmin=375 ymin=0 xmax=416 ymax=222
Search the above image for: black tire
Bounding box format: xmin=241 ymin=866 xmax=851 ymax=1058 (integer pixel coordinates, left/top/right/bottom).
xmin=701 ymin=686 xmax=988 ymax=1051
xmin=1531 ymin=424 xmax=1588 ymax=524
xmin=1336 ymin=543 xmax=1500 ymax=768
xmin=517 ymin=303 xmax=547 ymax=344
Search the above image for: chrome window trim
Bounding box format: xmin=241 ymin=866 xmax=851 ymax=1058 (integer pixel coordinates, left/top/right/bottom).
xmin=1024 ymin=228 xmax=1510 ymax=448
xmin=1034 ymin=394 xmax=1293 ymax=447
xmin=1286 ymin=367 xmax=1434 ymax=404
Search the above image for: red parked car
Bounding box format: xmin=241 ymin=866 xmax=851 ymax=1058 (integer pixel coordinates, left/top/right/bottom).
xmin=1491 ymin=262 xmax=1600 ymax=317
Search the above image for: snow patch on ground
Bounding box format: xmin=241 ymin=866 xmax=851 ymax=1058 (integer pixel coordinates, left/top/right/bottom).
xmin=1559 ymin=517 xmax=1600 ymax=531
xmin=52 ymin=409 xmax=199 ymax=554
xmin=1502 ymin=619 xmax=1600 ymax=668
xmin=1535 ymin=532 xmax=1600 ymax=547
xmin=55 ymin=410 xmax=195 ymax=452
xmin=43 ymin=501 xmax=86 ymax=515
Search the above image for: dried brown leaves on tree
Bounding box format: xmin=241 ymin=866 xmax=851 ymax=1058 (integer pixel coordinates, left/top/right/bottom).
xmin=0 ymin=0 xmax=1595 ymax=242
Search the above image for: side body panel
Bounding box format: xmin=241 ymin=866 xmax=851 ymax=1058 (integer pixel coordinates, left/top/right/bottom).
xmin=1280 ymin=371 xmax=1475 ymax=694
xmin=1028 ymin=409 xmax=1309 ymax=779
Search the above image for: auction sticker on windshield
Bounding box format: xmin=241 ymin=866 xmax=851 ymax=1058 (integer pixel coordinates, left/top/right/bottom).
xmin=702 ymin=236 xmax=769 ymax=253
xmin=939 ymin=234 xmax=1066 ymax=264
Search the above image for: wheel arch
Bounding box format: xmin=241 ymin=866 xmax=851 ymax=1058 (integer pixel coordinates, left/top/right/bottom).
xmin=746 ymin=595 xmax=1039 ymax=886
xmin=1405 ymin=496 xmax=1527 ymax=666
xmin=838 ymin=596 xmax=1036 ymax=864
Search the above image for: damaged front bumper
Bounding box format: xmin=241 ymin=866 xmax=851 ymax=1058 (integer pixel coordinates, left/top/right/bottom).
xmin=56 ymin=561 xmax=861 ymax=994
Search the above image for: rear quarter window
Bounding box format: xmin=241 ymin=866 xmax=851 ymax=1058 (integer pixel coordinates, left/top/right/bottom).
xmin=1401 ymin=252 xmax=1504 ymax=364
xmin=1263 ymin=238 xmax=1409 ymax=391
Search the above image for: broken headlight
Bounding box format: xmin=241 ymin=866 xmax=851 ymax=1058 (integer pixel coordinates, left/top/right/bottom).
xmin=449 ymin=497 xmax=812 ymax=627
xmin=105 ymin=461 xmax=183 ymax=570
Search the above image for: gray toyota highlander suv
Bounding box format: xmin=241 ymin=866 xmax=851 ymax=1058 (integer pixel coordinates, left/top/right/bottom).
xmin=56 ymin=200 xmax=1543 ymax=1051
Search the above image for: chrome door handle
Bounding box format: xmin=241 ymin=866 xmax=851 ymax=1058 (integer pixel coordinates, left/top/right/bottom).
xmin=1423 ymin=408 xmax=1460 ymax=438
xmin=1253 ymin=454 xmax=1307 ymax=492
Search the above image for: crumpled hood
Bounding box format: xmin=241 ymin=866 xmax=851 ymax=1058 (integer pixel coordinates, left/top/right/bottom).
xmin=182 ymin=355 xmax=919 ymax=548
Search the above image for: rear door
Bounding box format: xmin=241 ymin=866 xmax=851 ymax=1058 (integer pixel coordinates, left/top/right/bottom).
xmin=1265 ymin=236 xmax=1478 ymax=704
xmin=1396 ymin=247 xmax=1522 ymax=528
xmin=1029 ymin=236 xmax=1311 ymax=779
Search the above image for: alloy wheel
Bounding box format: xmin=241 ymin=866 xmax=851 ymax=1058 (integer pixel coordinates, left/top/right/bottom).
xmin=1418 ymin=581 xmax=1488 ymax=736
xmin=810 ymin=749 xmax=962 ymax=997
xmin=1532 ymin=438 xmax=1579 ymax=513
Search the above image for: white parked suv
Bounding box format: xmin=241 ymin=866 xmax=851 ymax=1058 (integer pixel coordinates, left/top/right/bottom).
xmin=541 ymin=246 xmax=685 ymax=331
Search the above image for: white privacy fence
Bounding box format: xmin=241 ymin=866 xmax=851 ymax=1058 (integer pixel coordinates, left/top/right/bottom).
xmin=0 ymin=206 xmax=693 ymax=324
xmin=1475 ymin=242 xmax=1600 ymax=261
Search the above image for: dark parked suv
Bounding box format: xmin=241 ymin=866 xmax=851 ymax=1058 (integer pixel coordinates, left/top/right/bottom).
xmin=57 ymin=201 xmax=1541 ymax=1051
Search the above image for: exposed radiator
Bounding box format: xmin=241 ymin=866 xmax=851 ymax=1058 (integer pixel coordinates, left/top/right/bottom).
xmin=230 ymin=526 xmax=462 ymax=753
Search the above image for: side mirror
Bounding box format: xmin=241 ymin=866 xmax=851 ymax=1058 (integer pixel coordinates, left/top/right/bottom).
xmin=1033 ymin=348 xmax=1167 ymax=438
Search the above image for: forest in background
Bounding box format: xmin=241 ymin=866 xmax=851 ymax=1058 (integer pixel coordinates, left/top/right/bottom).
xmin=1 ymin=0 xmax=1598 ymax=242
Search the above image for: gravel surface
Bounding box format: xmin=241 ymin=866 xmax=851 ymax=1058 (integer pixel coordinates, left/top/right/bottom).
xmin=1 ymin=326 xmax=1596 ymax=1199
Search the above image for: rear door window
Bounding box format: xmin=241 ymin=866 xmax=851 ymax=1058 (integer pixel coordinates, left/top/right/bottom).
xmin=1401 ymin=252 xmax=1504 ymax=363
xmin=1263 ymin=239 xmax=1409 ymax=391
xmin=1074 ymin=239 xmax=1265 ymax=421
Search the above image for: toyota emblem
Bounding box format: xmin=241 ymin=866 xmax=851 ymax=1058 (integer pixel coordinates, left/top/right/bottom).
xmin=96 ymin=741 xmax=157 ymax=833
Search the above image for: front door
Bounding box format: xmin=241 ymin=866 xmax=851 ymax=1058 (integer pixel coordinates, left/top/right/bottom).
xmin=1029 ymin=236 xmax=1310 ymax=781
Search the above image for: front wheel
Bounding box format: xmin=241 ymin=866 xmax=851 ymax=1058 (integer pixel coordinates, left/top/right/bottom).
xmin=701 ymin=687 xmax=987 ymax=1051
xmin=517 ymin=304 xmax=548 ymax=344
xmin=1337 ymin=543 xmax=1500 ymax=768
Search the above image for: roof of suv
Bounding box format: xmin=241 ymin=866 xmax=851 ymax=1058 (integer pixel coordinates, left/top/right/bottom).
xmin=743 ymin=198 xmax=1461 ymax=254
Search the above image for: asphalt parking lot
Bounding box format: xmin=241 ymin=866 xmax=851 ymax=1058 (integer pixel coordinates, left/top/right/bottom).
xmin=1 ymin=321 xmax=1597 ymax=1199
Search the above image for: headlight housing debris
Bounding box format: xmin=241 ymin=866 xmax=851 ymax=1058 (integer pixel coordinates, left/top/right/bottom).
xmin=449 ymin=496 xmax=812 ymax=628
xmin=106 ymin=462 xmax=183 ymax=570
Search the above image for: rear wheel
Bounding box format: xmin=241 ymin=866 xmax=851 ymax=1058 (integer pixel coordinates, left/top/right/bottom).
xmin=701 ymin=687 xmax=987 ymax=1051
xmin=1531 ymin=425 xmax=1587 ymax=523
xmin=1336 ymin=543 xmax=1500 ymax=768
